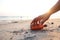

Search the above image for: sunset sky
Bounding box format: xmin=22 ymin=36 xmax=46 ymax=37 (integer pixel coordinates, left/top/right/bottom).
xmin=0 ymin=0 xmax=60 ymax=19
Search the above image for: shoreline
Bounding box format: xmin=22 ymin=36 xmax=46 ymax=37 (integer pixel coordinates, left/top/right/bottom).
xmin=0 ymin=18 xmax=60 ymax=40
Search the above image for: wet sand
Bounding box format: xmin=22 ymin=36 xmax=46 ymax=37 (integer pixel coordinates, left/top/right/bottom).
xmin=0 ymin=18 xmax=60 ymax=40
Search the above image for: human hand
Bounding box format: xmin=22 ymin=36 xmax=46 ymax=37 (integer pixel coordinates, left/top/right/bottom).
xmin=31 ymin=13 xmax=51 ymax=26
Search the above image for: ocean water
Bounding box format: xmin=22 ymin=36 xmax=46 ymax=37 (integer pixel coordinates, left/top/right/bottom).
xmin=0 ymin=16 xmax=32 ymax=24
xmin=0 ymin=16 xmax=32 ymax=20
xmin=0 ymin=16 xmax=27 ymax=24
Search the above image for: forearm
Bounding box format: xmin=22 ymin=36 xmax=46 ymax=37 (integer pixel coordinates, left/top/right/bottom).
xmin=47 ymin=0 xmax=60 ymax=15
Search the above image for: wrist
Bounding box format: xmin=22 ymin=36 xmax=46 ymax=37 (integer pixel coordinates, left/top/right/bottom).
xmin=46 ymin=12 xmax=52 ymax=16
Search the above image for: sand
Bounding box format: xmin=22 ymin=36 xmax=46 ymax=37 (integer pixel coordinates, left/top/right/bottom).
xmin=0 ymin=18 xmax=60 ymax=40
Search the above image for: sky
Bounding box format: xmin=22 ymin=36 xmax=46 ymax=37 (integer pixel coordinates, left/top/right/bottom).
xmin=0 ymin=0 xmax=60 ymax=19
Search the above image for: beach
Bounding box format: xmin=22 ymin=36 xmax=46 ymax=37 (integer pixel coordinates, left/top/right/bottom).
xmin=0 ymin=18 xmax=60 ymax=40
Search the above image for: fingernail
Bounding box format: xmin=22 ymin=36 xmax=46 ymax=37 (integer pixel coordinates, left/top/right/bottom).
xmin=37 ymin=21 xmax=39 ymax=24
xmin=40 ymin=20 xmax=43 ymax=23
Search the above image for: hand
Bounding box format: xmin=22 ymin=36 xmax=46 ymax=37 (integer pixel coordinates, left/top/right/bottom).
xmin=31 ymin=13 xmax=51 ymax=26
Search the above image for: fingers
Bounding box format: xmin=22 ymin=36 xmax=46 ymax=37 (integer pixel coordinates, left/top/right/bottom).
xmin=31 ymin=18 xmax=37 ymax=26
xmin=31 ymin=18 xmax=36 ymax=25
xmin=39 ymin=19 xmax=44 ymax=24
xmin=31 ymin=19 xmax=44 ymax=26
xmin=30 ymin=14 xmax=50 ymax=26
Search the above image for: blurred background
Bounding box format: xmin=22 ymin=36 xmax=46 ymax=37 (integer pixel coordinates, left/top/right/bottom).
xmin=0 ymin=0 xmax=60 ymax=20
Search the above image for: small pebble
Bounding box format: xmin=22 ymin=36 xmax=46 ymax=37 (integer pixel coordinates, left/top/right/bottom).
xmin=10 ymin=37 xmax=13 ymax=40
xmin=10 ymin=38 xmax=12 ymax=40
xmin=12 ymin=21 xmax=18 ymax=23
xmin=44 ymin=24 xmax=47 ymax=27
xmin=40 ymin=30 xmax=47 ymax=32
xmin=58 ymin=25 xmax=60 ymax=28
xmin=13 ymin=31 xmax=18 ymax=33
xmin=51 ymin=22 xmax=54 ymax=24
xmin=25 ymin=31 xmax=28 ymax=34
xmin=50 ymin=39 xmax=53 ymax=40
xmin=49 ymin=30 xmax=54 ymax=32
xmin=13 ymin=31 xmax=19 ymax=35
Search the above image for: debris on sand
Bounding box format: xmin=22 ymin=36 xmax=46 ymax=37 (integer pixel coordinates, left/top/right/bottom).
xmin=51 ymin=22 xmax=54 ymax=24
xmin=44 ymin=24 xmax=47 ymax=27
xmin=58 ymin=25 xmax=60 ymax=28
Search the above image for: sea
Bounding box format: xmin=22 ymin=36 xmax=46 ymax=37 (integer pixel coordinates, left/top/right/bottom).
xmin=0 ymin=16 xmax=33 ymax=24
xmin=0 ymin=16 xmax=31 ymax=20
